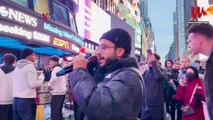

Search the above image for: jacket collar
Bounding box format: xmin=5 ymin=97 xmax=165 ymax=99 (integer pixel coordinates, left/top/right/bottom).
xmin=94 ymin=57 xmax=139 ymax=83
xmin=105 ymin=57 xmax=139 ymax=72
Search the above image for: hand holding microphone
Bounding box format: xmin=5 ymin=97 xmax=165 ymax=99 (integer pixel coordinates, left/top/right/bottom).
xmin=72 ymin=54 xmax=88 ymax=70
xmin=56 ymin=47 xmax=99 ymax=77
xmin=56 ymin=55 xmax=98 ymax=77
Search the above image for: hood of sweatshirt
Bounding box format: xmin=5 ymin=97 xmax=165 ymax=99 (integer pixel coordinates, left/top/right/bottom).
xmin=0 ymin=64 xmax=15 ymax=74
xmin=16 ymin=59 xmax=34 ymax=68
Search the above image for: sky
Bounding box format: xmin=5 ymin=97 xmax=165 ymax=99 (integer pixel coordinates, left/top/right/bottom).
xmin=148 ymin=0 xmax=176 ymax=63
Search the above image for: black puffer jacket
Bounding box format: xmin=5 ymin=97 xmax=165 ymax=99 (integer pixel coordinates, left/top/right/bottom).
xmin=69 ymin=57 xmax=145 ymax=120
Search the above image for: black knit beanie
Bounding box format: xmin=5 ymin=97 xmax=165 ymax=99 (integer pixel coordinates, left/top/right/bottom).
xmin=100 ymin=28 xmax=132 ymax=56
xmin=21 ymin=48 xmax=35 ymax=59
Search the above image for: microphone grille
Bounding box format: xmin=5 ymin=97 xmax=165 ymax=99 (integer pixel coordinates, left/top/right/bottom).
xmin=89 ymin=56 xmax=98 ymax=63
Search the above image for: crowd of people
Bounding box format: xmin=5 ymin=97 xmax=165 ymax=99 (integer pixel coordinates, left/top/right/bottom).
xmin=0 ymin=48 xmax=67 ymax=120
xmin=0 ymin=23 xmax=212 ymax=120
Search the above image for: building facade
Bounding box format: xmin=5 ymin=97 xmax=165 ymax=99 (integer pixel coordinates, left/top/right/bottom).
xmin=0 ymin=0 xmax=85 ymax=66
xmin=140 ymin=0 xmax=155 ymax=54
xmin=92 ymin=0 xmax=152 ymax=61
xmin=176 ymin=0 xmax=195 ymax=58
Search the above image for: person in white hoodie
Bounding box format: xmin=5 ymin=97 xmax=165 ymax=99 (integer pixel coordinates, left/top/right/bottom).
xmin=48 ymin=55 xmax=66 ymax=120
xmin=0 ymin=53 xmax=16 ymax=120
xmin=13 ymin=48 xmax=44 ymax=120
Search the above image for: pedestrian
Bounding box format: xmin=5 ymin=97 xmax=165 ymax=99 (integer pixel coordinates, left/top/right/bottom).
xmin=173 ymin=62 xmax=181 ymax=70
xmin=13 ymin=48 xmax=44 ymax=120
xmin=48 ymin=55 xmax=66 ymax=120
xmin=178 ymin=57 xmax=190 ymax=80
xmin=173 ymin=66 xmax=205 ymax=120
xmin=43 ymin=66 xmax=52 ymax=82
xmin=188 ymin=23 xmax=213 ymax=119
xmin=174 ymin=57 xmax=191 ymax=120
xmin=141 ymin=53 xmax=165 ymax=120
xmin=68 ymin=28 xmax=145 ymax=120
xmin=163 ymin=59 xmax=179 ymax=120
xmin=0 ymin=53 xmax=16 ymax=120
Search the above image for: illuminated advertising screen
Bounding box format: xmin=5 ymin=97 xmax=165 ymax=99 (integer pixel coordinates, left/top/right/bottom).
xmin=0 ymin=20 xmax=50 ymax=43
xmin=76 ymin=0 xmax=111 ymax=43
xmin=114 ymin=0 xmax=141 ymax=27
xmin=0 ymin=2 xmax=82 ymax=53
xmin=34 ymin=0 xmax=50 ymax=18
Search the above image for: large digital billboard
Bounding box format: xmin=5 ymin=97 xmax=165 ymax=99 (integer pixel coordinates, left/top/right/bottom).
xmin=0 ymin=2 xmax=82 ymax=53
xmin=76 ymin=0 xmax=111 ymax=43
xmin=113 ymin=0 xmax=141 ymax=27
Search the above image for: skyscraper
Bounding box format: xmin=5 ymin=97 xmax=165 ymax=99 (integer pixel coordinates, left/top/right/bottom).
xmin=176 ymin=0 xmax=195 ymax=58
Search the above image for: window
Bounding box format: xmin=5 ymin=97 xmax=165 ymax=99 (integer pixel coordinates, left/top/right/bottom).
xmin=67 ymin=0 xmax=76 ymax=13
xmin=10 ymin=0 xmax=29 ymax=8
xmin=88 ymin=43 xmax=91 ymax=49
xmin=69 ymin=12 xmax=77 ymax=33
xmin=52 ymin=1 xmax=69 ymax=26
xmin=94 ymin=0 xmax=101 ymax=7
xmin=33 ymin=0 xmax=50 ymax=18
xmin=91 ymin=44 xmax=94 ymax=50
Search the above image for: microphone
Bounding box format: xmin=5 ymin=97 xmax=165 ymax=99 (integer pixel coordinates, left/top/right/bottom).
xmin=56 ymin=56 xmax=98 ymax=76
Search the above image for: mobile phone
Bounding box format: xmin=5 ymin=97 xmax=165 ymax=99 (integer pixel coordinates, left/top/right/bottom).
xmin=147 ymin=49 xmax=152 ymax=55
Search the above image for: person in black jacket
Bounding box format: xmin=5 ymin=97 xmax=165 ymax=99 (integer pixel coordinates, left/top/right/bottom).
xmin=43 ymin=66 xmax=52 ymax=82
xmin=163 ymin=59 xmax=179 ymax=120
xmin=69 ymin=28 xmax=144 ymax=120
xmin=188 ymin=23 xmax=213 ymax=119
xmin=141 ymin=53 xmax=166 ymax=120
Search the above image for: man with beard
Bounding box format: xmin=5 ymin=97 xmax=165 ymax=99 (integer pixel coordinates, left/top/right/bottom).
xmin=188 ymin=23 xmax=213 ymax=119
xmin=68 ymin=28 xmax=144 ymax=120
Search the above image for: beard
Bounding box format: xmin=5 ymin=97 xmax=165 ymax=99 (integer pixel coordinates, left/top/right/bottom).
xmin=98 ymin=57 xmax=118 ymax=69
xmin=94 ymin=58 xmax=119 ymax=83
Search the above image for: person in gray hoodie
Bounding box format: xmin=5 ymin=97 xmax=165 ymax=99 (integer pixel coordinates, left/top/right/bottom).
xmin=69 ymin=28 xmax=145 ymax=120
xmin=0 ymin=53 xmax=16 ymax=120
xmin=13 ymin=48 xmax=44 ymax=120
